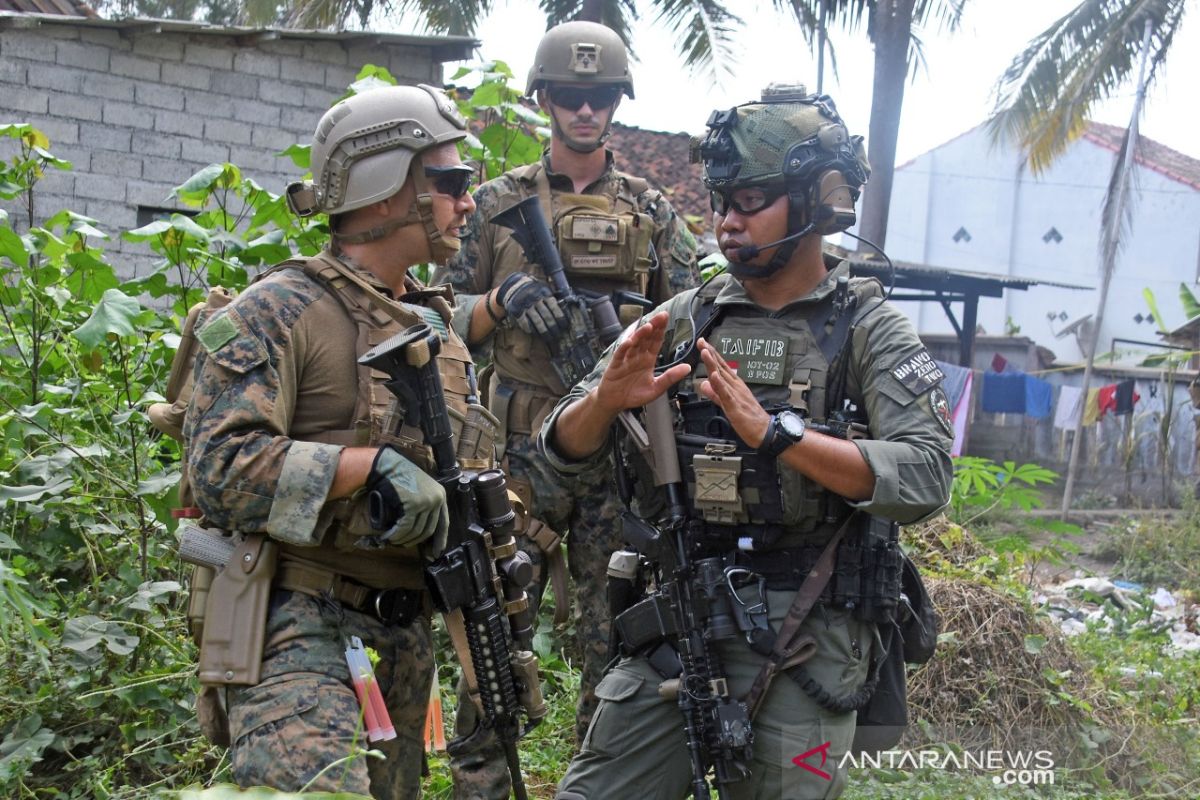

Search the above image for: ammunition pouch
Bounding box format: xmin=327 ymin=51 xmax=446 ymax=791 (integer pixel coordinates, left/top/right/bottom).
xmin=613 ymin=594 xmax=682 ymax=656
xmin=197 ymin=532 xmax=277 ymax=686
xmin=677 ymin=432 xmax=785 ymax=534
xmin=555 ymin=196 xmax=654 ymax=290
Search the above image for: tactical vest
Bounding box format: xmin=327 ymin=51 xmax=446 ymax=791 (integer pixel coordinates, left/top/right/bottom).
xmin=490 ymin=162 xmax=660 ymax=401
xmin=260 ymin=253 xmax=494 ymax=560
xmin=661 ymin=272 xmax=884 ymax=543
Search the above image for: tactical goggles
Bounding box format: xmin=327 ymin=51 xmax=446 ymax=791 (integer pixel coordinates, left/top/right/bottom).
xmin=423 ymin=164 xmax=474 ymax=198
xmin=546 ymin=85 xmax=623 ymax=112
xmin=709 ymin=185 xmax=786 ymax=216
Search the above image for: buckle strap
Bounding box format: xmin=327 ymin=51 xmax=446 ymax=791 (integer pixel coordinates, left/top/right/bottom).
xmin=275 ymin=559 xmax=425 ymax=626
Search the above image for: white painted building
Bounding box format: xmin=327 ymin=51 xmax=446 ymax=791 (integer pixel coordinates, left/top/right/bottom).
xmin=878 ymin=122 xmax=1200 ymax=364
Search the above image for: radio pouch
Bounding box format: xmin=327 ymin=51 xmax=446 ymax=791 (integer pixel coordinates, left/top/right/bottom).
xmin=198 ymin=532 xmax=277 ymax=686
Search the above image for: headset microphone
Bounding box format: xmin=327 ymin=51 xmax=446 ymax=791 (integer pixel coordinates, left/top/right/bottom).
xmin=733 ymin=221 xmax=816 ymax=262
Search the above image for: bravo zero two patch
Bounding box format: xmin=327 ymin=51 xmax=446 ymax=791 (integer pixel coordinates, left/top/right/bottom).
xmin=891 ymin=349 xmax=945 ymax=395
xmin=930 ymin=386 xmax=954 ymax=437
xmin=716 ymin=335 xmax=790 ymax=385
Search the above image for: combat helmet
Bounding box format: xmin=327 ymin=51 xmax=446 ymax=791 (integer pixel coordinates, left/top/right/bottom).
xmin=526 ymin=20 xmax=635 ymax=98
xmin=694 ymin=83 xmax=870 ymax=276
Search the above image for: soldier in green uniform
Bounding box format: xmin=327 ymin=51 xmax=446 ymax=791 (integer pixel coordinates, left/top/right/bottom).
xmin=183 ymin=84 xmax=484 ymax=796
xmin=539 ymin=85 xmax=954 ymax=799
xmin=432 ymin=20 xmax=700 ymax=799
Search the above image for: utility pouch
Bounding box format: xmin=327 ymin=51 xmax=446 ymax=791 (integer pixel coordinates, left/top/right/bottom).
xmin=855 ymin=516 xmax=901 ymax=625
xmin=198 ymin=532 xmax=277 ymax=686
xmin=613 ymin=593 xmax=681 ymax=655
xmin=449 ymin=402 xmax=499 ymax=470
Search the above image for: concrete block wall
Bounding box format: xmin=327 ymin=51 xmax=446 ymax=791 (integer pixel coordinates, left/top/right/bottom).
xmin=0 ymin=24 xmax=441 ymax=279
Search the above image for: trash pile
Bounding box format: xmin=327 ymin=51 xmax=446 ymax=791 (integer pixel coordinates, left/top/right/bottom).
xmin=1036 ymin=576 xmax=1200 ymax=654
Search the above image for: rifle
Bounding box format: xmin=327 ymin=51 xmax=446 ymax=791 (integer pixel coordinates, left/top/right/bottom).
xmin=614 ymin=393 xmax=756 ymax=799
xmin=359 ymin=323 xmax=546 ymax=800
xmin=491 ymin=194 xmax=640 ymax=387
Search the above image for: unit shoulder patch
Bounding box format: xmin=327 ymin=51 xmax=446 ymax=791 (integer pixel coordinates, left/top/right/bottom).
xmin=930 ymin=386 xmax=954 ymax=437
xmin=890 ymin=348 xmax=944 ymax=396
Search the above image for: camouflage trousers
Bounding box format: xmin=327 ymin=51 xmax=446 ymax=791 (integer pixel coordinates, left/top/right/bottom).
xmin=555 ymin=592 xmax=874 ymax=800
xmin=449 ymin=431 xmax=625 ymax=800
xmin=226 ymin=589 xmax=434 ymax=798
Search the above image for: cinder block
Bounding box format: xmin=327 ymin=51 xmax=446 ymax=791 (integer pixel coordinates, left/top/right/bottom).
xmin=181 ymin=138 xmax=230 ymax=165
xmin=143 ymin=155 xmax=192 ymax=184
xmin=125 ymin=179 xmax=178 ymax=206
xmin=33 ymin=169 xmax=74 ymax=197
xmin=161 ymin=61 xmax=212 ymax=91
xmin=43 ymin=144 xmax=88 ymax=170
xmin=233 ymin=50 xmax=280 ymax=79
xmin=79 ymin=28 xmax=128 ymax=51
xmin=276 ymin=56 xmax=326 ymax=86
xmin=103 ymin=101 xmax=155 ymax=130
xmin=48 ymin=92 xmax=101 ymax=121
xmin=204 ymin=118 xmax=252 ymax=145
xmin=304 ymin=40 xmax=348 ymax=65
xmin=131 ymin=34 xmax=185 ymax=62
xmin=7 ymin=86 xmax=50 ymax=114
xmin=280 ymin=107 xmax=315 ymax=134
xmin=56 ymin=41 xmax=110 ymax=71
xmin=1 ymin=32 xmax=57 ymax=62
xmin=231 ymin=98 xmax=280 ymax=127
xmin=75 ymin=172 xmax=119 ymax=201
xmin=34 ymin=192 xmax=75 ymax=224
xmin=90 ymin=150 xmax=144 ymax=178
xmin=211 ymin=71 xmax=260 ymax=99
xmin=154 ymin=109 xmax=196 ymax=136
xmin=82 ymin=73 xmax=136 ymax=102
xmin=33 ymin=118 xmax=80 ymax=146
xmin=345 ymin=43 xmax=386 ymax=71
xmin=28 ymin=64 xmax=83 ymax=93
xmin=183 ymin=90 xmax=233 ymax=119
xmin=80 ymin=125 xmax=132 ymax=153
xmin=230 ymin=144 xmax=288 ymax=171
xmin=262 ymin=80 xmax=306 ymax=105
xmin=83 ymin=200 xmax=137 ymax=233
xmin=0 ymin=58 xmax=27 ymax=84
xmin=132 ymin=130 xmax=182 ymax=159
xmin=324 ymin=64 xmax=358 ymax=93
xmin=136 ymin=83 xmax=186 ymax=111
xmin=304 ymin=86 xmax=340 ymax=110
xmin=251 ymin=125 xmax=297 ymax=152
xmin=110 ymin=53 xmax=161 ymax=82
xmin=184 ymin=42 xmax=233 ymax=70
xmin=260 ymin=39 xmax=305 ymax=59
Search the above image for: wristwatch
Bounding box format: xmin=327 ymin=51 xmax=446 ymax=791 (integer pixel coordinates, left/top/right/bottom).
xmin=757 ymin=410 xmax=806 ymax=458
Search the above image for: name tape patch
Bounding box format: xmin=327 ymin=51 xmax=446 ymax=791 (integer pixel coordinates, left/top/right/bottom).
xmin=891 ymin=349 xmax=944 ymax=395
xmin=717 ymin=335 xmax=789 ymax=385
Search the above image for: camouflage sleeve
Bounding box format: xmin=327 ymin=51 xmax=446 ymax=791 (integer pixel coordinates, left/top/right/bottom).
xmin=643 ymin=192 xmax=701 ymax=303
xmin=183 ymin=280 xmax=343 ymax=545
xmin=846 ymin=302 xmax=954 ymax=524
xmin=433 ymin=179 xmax=504 ymax=344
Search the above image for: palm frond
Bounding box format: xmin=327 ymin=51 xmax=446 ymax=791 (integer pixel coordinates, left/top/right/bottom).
xmin=652 ymin=0 xmax=743 ymax=78
xmin=1099 ymin=124 xmax=1142 ymax=270
xmin=987 ymin=0 xmax=1188 ymax=174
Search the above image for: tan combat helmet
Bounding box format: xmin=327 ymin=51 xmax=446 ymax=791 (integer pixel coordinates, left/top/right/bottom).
xmin=286 ymin=84 xmax=467 ymax=218
xmin=526 ymin=20 xmax=634 ymax=99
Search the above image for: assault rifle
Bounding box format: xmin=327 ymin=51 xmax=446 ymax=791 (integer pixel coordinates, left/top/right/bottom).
xmin=491 ymin=194 xmax=638 ymax=388
xmin=614 ymin=393 xmax=756 ymax=799
xmin=359 ymin=324 xmax=546 ymax=800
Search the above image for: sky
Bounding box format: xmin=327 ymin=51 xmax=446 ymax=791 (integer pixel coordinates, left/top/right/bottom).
xmin=421 ymin=0 xmax=1200 ymax=165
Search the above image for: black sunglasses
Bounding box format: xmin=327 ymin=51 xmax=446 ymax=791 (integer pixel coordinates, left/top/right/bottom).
xmin=547 ymin=85 xmax=623 ymax=112
xmin=424 ymin=164 xmax=474 ymax=199
xmin=709 ymin=185 xmax=786 ymax=216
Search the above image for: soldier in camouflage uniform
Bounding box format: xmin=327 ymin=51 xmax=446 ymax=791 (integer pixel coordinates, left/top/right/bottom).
xmin=184 ymin=84 xmax=481 ymax=797
xmin=540 ymin=86 xmax=954 ymax=799
xmin=432 ymin=20 xmax=700 ymax=800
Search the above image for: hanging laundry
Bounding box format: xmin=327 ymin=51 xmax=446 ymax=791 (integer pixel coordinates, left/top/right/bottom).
xmin=991 ymin=352 xmax=1009 ymax=373
xmin=1053 ymin=385 xmax=1083 ymax=430
xmin=1097 ymin=383 xmax=1119 ymax=417
xmin=982 ymin=371 xmax=1026 ymax=413
xmin=1114 ymin=379 xmax=1140 ymax=415
xmin=1025 ymin=376 xmax=1053 ymax=419
xmin=935 ymin=360 xmax=972 ymax=411
xmin=951 ymin=371 xmax=973 ymax=457
xmin=1082 ymin=387 xmax=1102 ymax=426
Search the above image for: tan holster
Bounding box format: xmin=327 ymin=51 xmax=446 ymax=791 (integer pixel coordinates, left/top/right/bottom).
xmin=198 ymin=532 xmax=277 ymax=686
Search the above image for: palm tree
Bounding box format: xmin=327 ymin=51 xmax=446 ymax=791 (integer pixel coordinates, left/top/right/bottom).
xmin=777 ymin=1 xmax=968 ymax=251
xmin=987 ymin=0 xmax=1188 ymax=174
xmin=267 ymin=0 xmax=745 ymax=78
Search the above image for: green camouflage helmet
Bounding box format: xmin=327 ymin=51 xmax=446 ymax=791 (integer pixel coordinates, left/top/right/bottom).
xmin=526 ymin=21 xmax=634 ymax=98
xmin=696 ymin=83 xmax=869 ymax=191
xmin=286 ymin=84 xmax=467 ymax=217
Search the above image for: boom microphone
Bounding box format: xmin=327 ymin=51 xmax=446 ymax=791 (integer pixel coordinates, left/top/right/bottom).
xmin=733 ymin=221 xmax=815 ymax=261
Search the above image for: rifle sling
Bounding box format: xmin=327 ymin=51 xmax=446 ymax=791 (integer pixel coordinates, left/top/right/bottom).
xmin=742 ymin=511 xmax=859 ymax=720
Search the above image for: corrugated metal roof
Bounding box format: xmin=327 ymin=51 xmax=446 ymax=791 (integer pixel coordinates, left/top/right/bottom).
xmin=0 ymin=0 xmax=95 ymax=16
xmin=0 ymin=11 xmax=479 ymax=60
xmin=826 ymin=245 xmax=1093 ymax=293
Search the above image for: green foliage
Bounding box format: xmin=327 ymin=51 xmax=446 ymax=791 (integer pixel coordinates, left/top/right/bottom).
xmin=449 ymin=60 xmax=548 ymax=182
xmin=1096 ymin=499 xmax=1200 ymax=595
xmin=949 ymin=456 xmax=1060 ymax=525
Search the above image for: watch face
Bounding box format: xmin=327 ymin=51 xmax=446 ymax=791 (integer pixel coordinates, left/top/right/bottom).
xmin=779 ymin=411 xmax=806 ymax=439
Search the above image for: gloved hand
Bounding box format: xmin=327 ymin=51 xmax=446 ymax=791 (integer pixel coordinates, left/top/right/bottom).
xmin=361 ymin=446 xmax=448 ymax=552
xmin=496 ymin=272 xmax=567 ymax=336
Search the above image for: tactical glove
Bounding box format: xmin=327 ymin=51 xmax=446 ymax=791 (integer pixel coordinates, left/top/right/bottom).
xmin=361 ymin=446 xmax=449 ymax=552
xmin=496 ymin=272 xmax=567 ymax=336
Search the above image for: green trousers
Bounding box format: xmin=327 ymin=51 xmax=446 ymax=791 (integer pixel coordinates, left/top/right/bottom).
xmin=555 ymin=591 xmax=873 ymax=800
